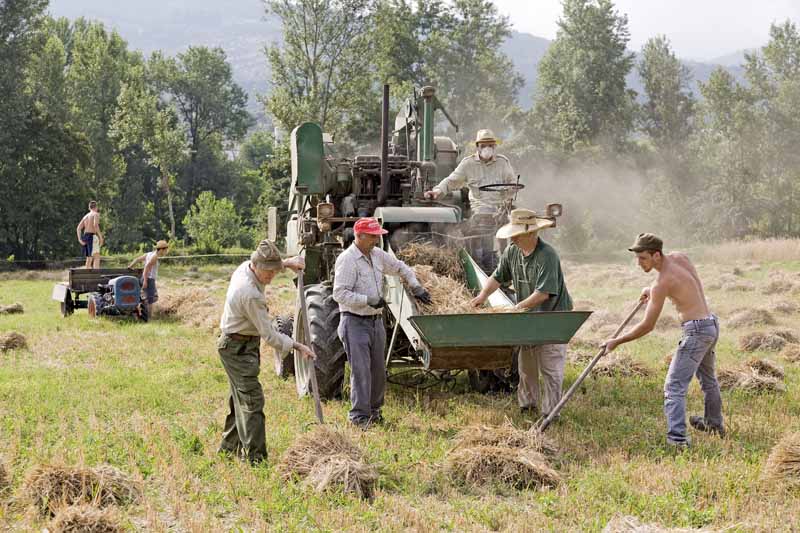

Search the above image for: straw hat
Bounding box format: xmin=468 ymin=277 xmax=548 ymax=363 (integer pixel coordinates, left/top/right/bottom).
xmin=475 ymin=129 xmax=501 ymax=145
xmin=495 ymin=208 xmax=554 ymax=239
xmin=155 ymin=240 xmax=169 ymax=250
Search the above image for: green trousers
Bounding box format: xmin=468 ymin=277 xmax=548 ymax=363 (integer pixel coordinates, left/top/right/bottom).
xmin=217 ymin=334 xmax=267 ymax=463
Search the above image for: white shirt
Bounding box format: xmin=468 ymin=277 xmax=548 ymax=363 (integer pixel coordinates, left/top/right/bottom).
xmin=333 ymin=244 xmax=420 ymax=316
xmin=219 ymin=261 xmax=294 ymax=352
xmin=144 ymin=251 xmax=159 ymax=280
xmin=433 ymin=154 xmax=516 ymax=214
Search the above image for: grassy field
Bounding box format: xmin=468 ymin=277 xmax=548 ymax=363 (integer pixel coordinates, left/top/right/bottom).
xmin=1 ymin=248 xmax=800 ymax=531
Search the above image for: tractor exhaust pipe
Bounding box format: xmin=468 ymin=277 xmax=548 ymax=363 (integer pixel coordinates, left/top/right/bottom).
xmin=379 ymin=83 xmax=390 ymax=206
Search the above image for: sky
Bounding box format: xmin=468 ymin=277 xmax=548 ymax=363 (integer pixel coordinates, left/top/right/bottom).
xmin=493 ymin=0 xmax=800 ymax=61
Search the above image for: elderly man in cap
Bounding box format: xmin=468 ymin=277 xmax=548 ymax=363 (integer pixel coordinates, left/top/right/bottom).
xmin=128 ymin=239 xmax=170 ymax=315
xmin=470 ymin=208 xmax=573 ymax=417
xmin=217 ymin=240 xmax=316 ymax=463
xmin=333 ymin=218 xmax=432 ymax=428
xmin=602 ymin=234 xmax=724 ymax=448
xmin=424 ymin=129 xmax=516 ymax=272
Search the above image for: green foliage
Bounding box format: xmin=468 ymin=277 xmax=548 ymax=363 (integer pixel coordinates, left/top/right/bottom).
xmin=533 ymin=0 xmax=636 ymax=153
xmin=182 ymin=191 xmax=245 ymax=253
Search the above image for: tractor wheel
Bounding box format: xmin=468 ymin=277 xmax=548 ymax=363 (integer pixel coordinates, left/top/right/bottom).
xmin=273 ymin=314 xmax=295 ymax=378
xmin=294 ymin=284 xmax=346 ymax=400
xmin=87 ymin=294 xmax=100 ymax=319
xmin=60 ymin=291 xmax=74 ymax=317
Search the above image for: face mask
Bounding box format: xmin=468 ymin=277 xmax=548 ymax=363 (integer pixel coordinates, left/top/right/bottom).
xmin=479 ymin=146 xmax=495 ymax=160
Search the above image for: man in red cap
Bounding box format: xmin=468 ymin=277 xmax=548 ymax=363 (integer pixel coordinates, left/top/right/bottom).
xmin=333 ymin=218 xmax=431 ymax=428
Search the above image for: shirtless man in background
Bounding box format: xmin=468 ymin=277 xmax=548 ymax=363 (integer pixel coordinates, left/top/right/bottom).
xmin=602 ymin=233 xmax=724 ymax=448
xmin=77 ymin=200 xmax=104 ymax=269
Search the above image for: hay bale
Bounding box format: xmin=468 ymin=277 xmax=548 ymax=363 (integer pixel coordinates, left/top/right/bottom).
xmin=594 ymin=354 xmax=652 ymax=378
xmin=727 ymin=308 xmax=776 ymax=328
xmin=781 ymin=344 xmax=800 ymax=362
xmin=603 ymin=514 xmax=716 ymax=532
xmin=739 ymin=332 xmax=787 ymax=352
xmin=302 ymin=453 xmax=379 ymax=500
xmin=397 ymin=242 xmax=463 ymax=281
xmin=49 ymin=504 xmax=122 ymax=533
xmin=445 ymin=445 xmax=560 ymax=489
xmin=453 ymin=421 xmax=559 ymax=458
xmin=23 ymin=464 xmax=141 ymax=516
xmin=0 ymin=332 xmax=27 ymax=351
xmin=764 ymin=432 xmax=800 ymax=486
xmin=0 ymin=302 xmax=23 ymax=314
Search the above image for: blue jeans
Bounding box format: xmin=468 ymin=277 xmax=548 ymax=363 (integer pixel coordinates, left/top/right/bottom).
xmin=664 ymin=316 xmax=723 ymax=444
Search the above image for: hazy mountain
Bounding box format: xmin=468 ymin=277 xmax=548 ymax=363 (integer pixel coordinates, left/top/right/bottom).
xmin=49 ymin=0 xmax=750 ymax=122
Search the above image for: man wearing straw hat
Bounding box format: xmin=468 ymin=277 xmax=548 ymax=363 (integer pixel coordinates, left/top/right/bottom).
xmin=217 ymin=239 xmax=316 ymax=464
xmin=602 ymin=233 xmax=724 ymax=448
xmin=128 ymin=239 xmax=170 ymax=314
xmin=424 ymin=128 xmax=516 ymax=272
xmin=470 ymin=208 xmax=573 ymax=417
xmin=333 ymin=218 xmax=431 ymax=429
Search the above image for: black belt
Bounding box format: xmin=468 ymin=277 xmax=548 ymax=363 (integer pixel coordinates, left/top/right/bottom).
xmin=341 ymin=311 xmax=382 ymax=320
xmin=226 ymin=332 xmax=259 ymax=341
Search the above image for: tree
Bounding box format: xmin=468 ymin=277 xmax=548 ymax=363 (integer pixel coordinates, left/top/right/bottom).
xmin=150 ymin=46 xmax=253 ymax=210
xmin=638 ymin=36 xmax=695 ymax=152
xmin=113 ymin=71 xmax=189 ymax=241
xmin=183 ymin=191 xmax=245 ymax=252
xmin=533 ymin=0 xmax=636 ymax=152
xmin=263 ymin=0 xmax=373 ymax=139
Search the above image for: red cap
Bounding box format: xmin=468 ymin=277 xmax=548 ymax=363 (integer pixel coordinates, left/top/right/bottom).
xmin=353 ymin=218 xmax=388 ymax=235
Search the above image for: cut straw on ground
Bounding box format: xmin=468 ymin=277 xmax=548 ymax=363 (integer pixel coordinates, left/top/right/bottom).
xmin=593 ymin=354 xmax=652 ymax=378
xmin=0 ymin=332 xmax=27 ymax=352
xmin=0 ymin=302 xmax=23 ymax=314
xmin=717 ymin=358 xmax=785 ymax=393
xmin=445 ymin=445 xmax=560 ymax=490
xmin=602 ymin=514 xmax=719 ymax=532
xmin=22 ymin=464 xmax=141 ymax=516
xmin=49 ymin=504 xmax=122 ymax=533
xmin=452 ymin=420 xmax=559 ymax=458
xmin=277 ymin=426 xmax=377 ymax=499
xmin=763 ymin=432 xmax=800 ymax=487
xmin=738 ymin=331 xmax=794 ymax=352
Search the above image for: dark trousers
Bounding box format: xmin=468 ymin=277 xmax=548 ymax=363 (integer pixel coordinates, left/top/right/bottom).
xmin=338 ymin=313 xmax=386 ymax=421
xmin=217 ymin=334 xmax=267 ymax=463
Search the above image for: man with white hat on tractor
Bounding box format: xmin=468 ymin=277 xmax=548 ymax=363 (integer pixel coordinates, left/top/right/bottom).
xmin=424 ymin=128 xmax=517 ymax=272
xmin=470 ymin=208 xmax=573 ymax=417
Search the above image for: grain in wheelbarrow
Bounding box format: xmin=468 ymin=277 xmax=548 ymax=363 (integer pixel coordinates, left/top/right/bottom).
xmin=411 ymin=265 xmax=516 ymax=315
xmin=397 ymin=242 xmax=464 ymax=281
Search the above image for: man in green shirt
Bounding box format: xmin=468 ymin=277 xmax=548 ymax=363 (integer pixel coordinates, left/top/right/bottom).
xmin=471 ymin=208 xmax=573 ymax=416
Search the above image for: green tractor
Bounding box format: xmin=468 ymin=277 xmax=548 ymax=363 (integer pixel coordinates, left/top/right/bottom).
xmin=272 ymin=85 xmax=588 ymax=400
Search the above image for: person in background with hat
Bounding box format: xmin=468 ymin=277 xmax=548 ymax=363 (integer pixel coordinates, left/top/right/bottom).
xmin=470 ymin=208 xmax=573 ymax=417
xmin=333 ymin=218 xmax=432 ymax=429
xmin=128 ymin=239 xmax=170 ymax=314
xmin=217 ymin=239 xmax=316 ymax=464
xmin=602 ymin=234 xmax=723 ymax=448
xmin=424 ymin=128 xmax=517 ymax=272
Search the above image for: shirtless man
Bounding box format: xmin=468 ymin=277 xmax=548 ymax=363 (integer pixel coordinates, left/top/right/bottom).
xmin=76 ymin=201 xmax=104 ymax=269
xmin=602 ymin=233 xmax=723 ymax=448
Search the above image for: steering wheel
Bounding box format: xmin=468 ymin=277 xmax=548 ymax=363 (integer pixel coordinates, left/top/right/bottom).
xmin=478 ymin=182 xmax=525 ymax=192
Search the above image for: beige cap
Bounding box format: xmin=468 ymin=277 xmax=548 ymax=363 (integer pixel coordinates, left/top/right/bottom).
xmin=251 ymin=239 xmax=283 ymax=269
xmin=495 ymin=208 xmax=554 ymax=239
xmin=475 ymin=129 xmax=501 ymax=145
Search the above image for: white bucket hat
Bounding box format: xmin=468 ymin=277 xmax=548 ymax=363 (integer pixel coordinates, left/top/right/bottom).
xmin=495 ymin=208 xmax=554 ymax=239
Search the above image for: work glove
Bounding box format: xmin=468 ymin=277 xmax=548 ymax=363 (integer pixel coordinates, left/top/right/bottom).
xmin=367 ymin=295 xmax=387 ymax=309
xmin=412 ymin=285 xmax=432 ymax=305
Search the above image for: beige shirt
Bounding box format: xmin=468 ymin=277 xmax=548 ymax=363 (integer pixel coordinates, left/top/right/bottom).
xmin=219 ymin=261 xmax=293 ymax=352
xmin=333 ymin=244 xmax=420 ymax=316
xmin=433 ymin=154 xmax=516 ymax=214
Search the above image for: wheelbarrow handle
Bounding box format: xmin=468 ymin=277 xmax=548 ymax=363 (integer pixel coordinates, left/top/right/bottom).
xmin=536 ymin=299 xmax=646 ymax=432
xmin=297 ymin=274 xmax=325 ymax=424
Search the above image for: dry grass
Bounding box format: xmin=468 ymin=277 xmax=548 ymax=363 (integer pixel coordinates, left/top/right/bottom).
xmin=726 ymin=308 xmax=776 ymax=328
xmin=721 ymin=281 xmax=755 ymax=292
xmin=22 ymin=464 xmax=141 ymax=516
xmin=763 ymin=433 xmax=800 ymax=487
xmin=412 ymin=265 xmax=507 ymax=315
xmin=49 ymin=504 xmax=122 ymax=533
xmin=445 ymin=445 xmax=560 ymax=489
xmin=593 ymin=354 xmax=652 ymax=378
xmin=717 ymin=358 xmax=786 ymax=393
xmin=397 ymin=242 xmax=463 ymax=281
xmin=0 ymin=302 xmax=23 ymax=314
xmin=781 ymin=344 xmax=800 ymax=362
xmin=0 ymin=332 xmax=27 ymax=351
xmin=277 ymin=426 xmax=377 ymax=499
xmin=738 ymin=332 xmax=788 ymax=352
xmin=602 ymin=514 xmax=718 ymax=532
xmin=772 ymin=300 xmax=799 ymax=315
xmin=155 ymin=288 xmax=220 ymax=331
xmin=698 ymin=238 xmax=800 ymax=263
xmin=452 ymin=420 xmax=559 ymax=458
xmin=747 ymin=358 xmax=785 ymax=379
